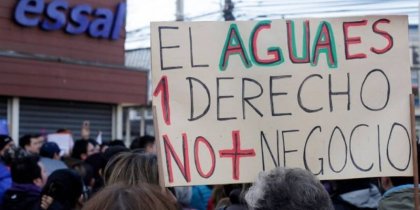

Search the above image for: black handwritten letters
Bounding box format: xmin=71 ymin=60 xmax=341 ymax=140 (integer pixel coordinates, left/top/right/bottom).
xmin=152 ymin=17 xmax=410 ymax=185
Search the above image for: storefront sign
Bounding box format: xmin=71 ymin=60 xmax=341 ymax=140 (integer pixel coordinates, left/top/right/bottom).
xmin=14 ymin=0 xmax=126 ymax=40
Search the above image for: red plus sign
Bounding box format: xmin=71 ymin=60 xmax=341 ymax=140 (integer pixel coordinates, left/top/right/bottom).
xmin=219 ymin=130 xmax=256 ymax=180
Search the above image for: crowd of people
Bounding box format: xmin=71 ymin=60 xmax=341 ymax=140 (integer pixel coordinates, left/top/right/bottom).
xmin=0 ymin=132 xmax=417 ymax=210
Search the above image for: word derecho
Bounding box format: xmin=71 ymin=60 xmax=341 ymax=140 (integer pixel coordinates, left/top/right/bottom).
xmin=158 ymin=19 xmax=393 ymax=119
xmin=151 ymin=16 xmax=412 ymax=187
xmin=14 ymin=0 xmax=126 ymax=40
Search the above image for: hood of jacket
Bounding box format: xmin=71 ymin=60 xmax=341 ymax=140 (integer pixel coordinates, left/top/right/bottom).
xmin=339 ymin=184 xmax=381 ymax=209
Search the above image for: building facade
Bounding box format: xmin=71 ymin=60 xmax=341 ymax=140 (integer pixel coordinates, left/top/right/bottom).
xmin=0 ymin=0 xmax=147 ymax=142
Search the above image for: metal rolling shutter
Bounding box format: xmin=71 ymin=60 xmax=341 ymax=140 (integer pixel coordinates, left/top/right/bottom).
xmin=19 ymin=98 xmax=113 ymax=141
xmin=0 ymin=97 xmax=7 ymax=120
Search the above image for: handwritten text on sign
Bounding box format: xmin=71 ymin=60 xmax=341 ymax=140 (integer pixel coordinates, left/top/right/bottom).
xmin=151 ymin=16 xmax=412 ymax=186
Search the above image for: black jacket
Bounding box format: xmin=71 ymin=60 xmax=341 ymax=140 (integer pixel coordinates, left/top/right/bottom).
xmin=2 ymin=183 xmax=42 ymax=210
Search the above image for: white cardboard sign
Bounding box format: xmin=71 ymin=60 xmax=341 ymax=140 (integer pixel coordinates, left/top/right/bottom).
xmin=151 ymin=16 xmax=412 ymax=186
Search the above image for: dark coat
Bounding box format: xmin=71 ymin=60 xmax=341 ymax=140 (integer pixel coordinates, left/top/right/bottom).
xmin=2 ymin=183 xmax=42 ymax=210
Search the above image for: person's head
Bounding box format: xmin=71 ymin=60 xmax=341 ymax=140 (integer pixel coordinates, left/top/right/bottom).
xmin=19 ymin=134 xmax=44 ymax=154
xmin=72 ymin=140 xmax=95 ymax=160
xmin=42 ymin=169 xmax=83 ymax=209
xmin=85 ymin=153 xmax=107 ymax=192
xmin=223 ymin=184 xmax=244 ymax=199
xmin=130 ymin=135 xmax=155 ymax=153
xmin=88 ymin=139 xmax=100 ymax=154
xmin=85 ymin=153 xmax=106 ymax=180
xmin=109 ymin=140 xmax=126 ymax=148
xmin=2 ymin=146 xmax=27 ymax=167
xmin=103 ymin=152 xmax=158 ymax=186
xmin=99 ymin=142 xmax=109 ymax=153
xmin=72 ymin=162 xmax=94 ymax=189
xmin=0 ymin=135 xmax=14 ymax=157
xmin=82 ymin=183 xmax=177 ymax=210
xmin=245 ymin=167 xmax=333 ymax=210
xmin=56 ymin=128 xmax=71 ymax=134
xmin=40 ymin=142 xmax=61 ymax=159
xmin=11 ymin=155 xmax=47 ymax=188
xmin=102 ymin=145 xmax=129 ymax=163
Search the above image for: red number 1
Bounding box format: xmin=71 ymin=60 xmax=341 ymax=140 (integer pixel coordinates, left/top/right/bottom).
xmin=153 ymin=76 xmax=171 ymax=125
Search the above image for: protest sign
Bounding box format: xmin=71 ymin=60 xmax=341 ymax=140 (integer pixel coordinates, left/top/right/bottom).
xmin=47 ymin=133 xmax=74 ymax=156
xmin=151 ymin=16 xmax=412 ymax=186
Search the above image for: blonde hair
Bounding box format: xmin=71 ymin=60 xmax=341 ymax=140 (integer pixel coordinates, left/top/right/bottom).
xmin=82 ymin=183 xmax=177 ymax=210
xmin=103 ymin=152 xmax=159 ymax=186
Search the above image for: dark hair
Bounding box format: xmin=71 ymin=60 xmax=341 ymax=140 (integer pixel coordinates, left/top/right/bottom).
xmin=56 ymin=129 xmax=71 ymax=134
xmin=40 ymin=142 xmax=61 ymax=159
xmin=229 ymin=188 xmax=243 ymax=204
xmin=88 ymin=139 xmax=98 ymax=147
xmin=42 ymin=169 xmax=83 ymax=209
xmin=0 ymin=135 xmax=13 ymax=151
xmin=11 ymin=155 xmax=42 ymax=184
xmin=19 ymin=134 xmax=41 ymax=148
xmin=82 ymin=183 xmax=177 ymax=210
xmin=390 ymin=177 xmax=413 ymax=186
xmin=334 ymin=178 xmax=372 ymax=195
xmin=85 ymin=153 xmax=106 ymax=179
xmin=130 ymin=135 xmax=155 ymax=150
xmin=3 ymin=147 xmax=27 ymax=166
xmin=109 ymin=140 xmax=126 ymax=148
xmin=85 ymin=153 xmax=106 ymax=193
xmin=72 ymin=140 xmax=89 ymax=160
xmin=99 ymin=141 xmax=109 ymax=151
xmin=130 ymin=138 xmax=141 ymax=150
xmin=223 ymin=184 xmax=243 ymax=199
xmin=103 ymin=145 xmax=129 ymax=163
xmin=72 ymin=162 xmax=94 ymax=188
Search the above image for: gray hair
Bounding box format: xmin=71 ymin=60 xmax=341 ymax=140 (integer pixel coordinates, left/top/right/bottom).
xmin=245 ymin=167 xmax=333 ymax=210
